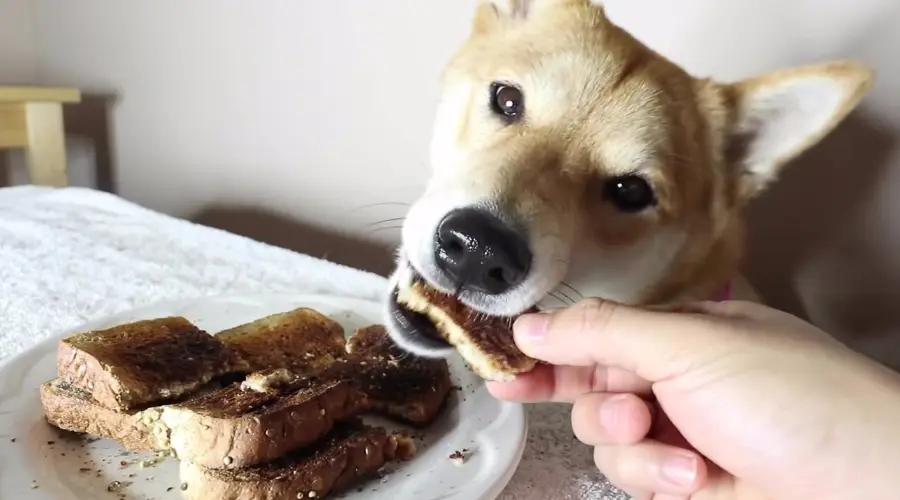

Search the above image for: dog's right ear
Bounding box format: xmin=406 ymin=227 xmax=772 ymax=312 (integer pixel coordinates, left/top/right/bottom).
xmin=473 ymin=0 xmax=590 ymax=34
xmin=721 ymin=61 xmax=875 ymax=201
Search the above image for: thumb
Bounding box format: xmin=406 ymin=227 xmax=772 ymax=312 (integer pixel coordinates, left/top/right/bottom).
xmin=515 ymin=299 xmax=733 ymax=382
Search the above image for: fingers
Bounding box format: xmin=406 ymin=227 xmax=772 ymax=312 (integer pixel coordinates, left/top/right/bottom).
xmin=572 ymin=392 xmax=653 ymax=445
xmin=594 ymin=440 xmax=707 ymax=497
xmin=485 ymin=363 xmax=652 ymax=403
xmin=514 ymin=299 xmax=727 ymax=381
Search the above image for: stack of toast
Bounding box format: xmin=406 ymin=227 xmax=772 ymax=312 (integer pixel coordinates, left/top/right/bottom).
xmin=40 ymin=308 xmax=454 ymax=499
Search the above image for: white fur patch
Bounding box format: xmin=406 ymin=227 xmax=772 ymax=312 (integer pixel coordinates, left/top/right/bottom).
xmin=596 ymin=133 xmax=654 ymax=177
xmin=736 ymin=77 xmax=847 ymax=184
xmin=429 ymin=80 xmax=478 ymax=178
xmin=491 ymin=0 xmax=561 ymax=18
xmin=562 ymin=228 xmax=688 ymax=304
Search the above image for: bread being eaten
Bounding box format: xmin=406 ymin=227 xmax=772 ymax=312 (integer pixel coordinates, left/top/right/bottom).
xmin=395 ymin=279 xmax=538 ymax=382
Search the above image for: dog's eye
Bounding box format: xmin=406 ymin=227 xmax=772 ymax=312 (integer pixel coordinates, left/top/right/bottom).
xmin=603 ymin=175 xmax=656 ymax=212
xmin=489 ymin=82 xmax=524 ymax=122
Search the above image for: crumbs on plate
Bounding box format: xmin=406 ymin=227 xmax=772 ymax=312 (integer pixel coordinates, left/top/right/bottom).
xmin=449 ymin=448 xmax=472 ymax=466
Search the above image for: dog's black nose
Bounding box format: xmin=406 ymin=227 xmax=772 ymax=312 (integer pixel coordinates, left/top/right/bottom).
xmin=434 ymin=208 xmax=532 ymax=295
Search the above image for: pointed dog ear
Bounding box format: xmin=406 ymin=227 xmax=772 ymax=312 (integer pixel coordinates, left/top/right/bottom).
xmin=472 ymin=0 xmax=591 ymax=35
xmin=723 ymin=61 xmax=874 ymax=200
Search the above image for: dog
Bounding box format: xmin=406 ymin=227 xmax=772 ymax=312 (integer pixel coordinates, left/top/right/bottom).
xmin=384 ymin=0 xmax=874 ymax=358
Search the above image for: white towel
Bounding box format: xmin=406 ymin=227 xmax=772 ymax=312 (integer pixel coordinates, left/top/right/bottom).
xmin=0 ymin=186 xmax=627 ymax=500
xmin=0 ymin=186 xmax=388 ymax=360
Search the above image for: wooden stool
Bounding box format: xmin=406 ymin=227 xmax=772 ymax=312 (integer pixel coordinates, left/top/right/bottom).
xmin=0 ymin=86 xmax=81 ymax=187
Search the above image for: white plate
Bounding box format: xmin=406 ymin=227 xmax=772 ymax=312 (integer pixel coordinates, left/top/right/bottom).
xmin=0 ymin=293 xmax=526 ymax=500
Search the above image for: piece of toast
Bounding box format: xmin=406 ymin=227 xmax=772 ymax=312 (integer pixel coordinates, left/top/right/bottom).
xmin=41 ymin=323 xmax=450 ymax=469
xmin=396 ymin=280 xmax=538 ymax=382
xmin=57 ymin=317 xmax=248 ymax=411
xmin=40 ymin=380 xmax=162 ymax=452
xmin=179 ymin=420 xmax=416 ymax=500
xmin=215 ymin=308 xmax=347 ymax=373
xmin=342 ymin=325 xmax=453 ymax=426
xmin=41 ymin=370 xmax=370 ymax=469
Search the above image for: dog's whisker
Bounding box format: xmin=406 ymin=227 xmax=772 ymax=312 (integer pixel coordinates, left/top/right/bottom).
xmin=341 ymin=202 xmax=412 ymax=224
xmin=368 ymin=225 xmax=404 ymax=234
xmin=560 ymin=281 xmax=584 ymax=299
xmin=547 ymin=292 xmax=570 ymax=306
xmin=346 ymin=202 xmax=412 ymax=213
xmin=364 ymin=217 xmax=407 ymax=228
xmin=555 ymin=289 xmax=575 ymax=304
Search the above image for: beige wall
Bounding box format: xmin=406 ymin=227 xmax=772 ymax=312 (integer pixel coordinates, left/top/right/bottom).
xmin=0 ymin=0 xmax=35 ymax=83
xmin=0 ymin=0 xmax=35 ymax=182
xmin=22 ymin=0 xmax=900 ymax=365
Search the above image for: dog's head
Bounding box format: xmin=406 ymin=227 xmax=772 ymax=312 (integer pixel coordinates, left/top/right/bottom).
xmin=386 ymin=0 xmax=874 ymax=356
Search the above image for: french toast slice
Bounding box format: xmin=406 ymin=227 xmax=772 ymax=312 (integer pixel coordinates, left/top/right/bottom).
xmin=57 ymin=317 xmax=248 ymax=411
xmin=179 ymin=420 xmax=415 ymax=500
xmin=215 ymin=308 xmax=347 ymax=373
xmin=396 ymin=280 xmax=539 ymax=382
xmin=342 ymin=325 xmax=453 ymax=426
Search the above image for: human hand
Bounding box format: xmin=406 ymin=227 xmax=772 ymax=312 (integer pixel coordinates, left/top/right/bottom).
xmin=487 ymin=299 xmax=900 ymax=500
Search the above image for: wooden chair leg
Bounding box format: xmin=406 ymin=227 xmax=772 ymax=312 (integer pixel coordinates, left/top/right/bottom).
xmin=24 ymin=102 xmax=69 ymax=187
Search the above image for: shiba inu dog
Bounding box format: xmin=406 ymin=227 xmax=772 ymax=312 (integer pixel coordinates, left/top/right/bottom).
xmin=385 ymin=0 xmax=874 ymax=357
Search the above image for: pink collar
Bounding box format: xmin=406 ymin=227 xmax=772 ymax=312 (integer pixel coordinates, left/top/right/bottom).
xmin=712 ymin=280 xmax=733 ymax=301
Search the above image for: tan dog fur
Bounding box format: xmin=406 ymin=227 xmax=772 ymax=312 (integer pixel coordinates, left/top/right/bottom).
xmin=387 ymin=0 xmax=873 ymax=355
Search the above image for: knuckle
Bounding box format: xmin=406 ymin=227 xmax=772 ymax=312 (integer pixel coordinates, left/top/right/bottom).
xmin=575 ymin=298 xmax=618 ymax=336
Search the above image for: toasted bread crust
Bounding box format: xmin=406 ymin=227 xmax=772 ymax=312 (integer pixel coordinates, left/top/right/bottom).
xmin=179 ymin=422 xmax=400 ymax=500
xmin=344 ymin=325 xmax=453 ymax=425
xmin=57 ymin=317 xmax=247 ymax=411
xmin=397 ymin=281 xmax=538 ymax=382
xmin=216 ymin=308 xmax=346 ymax=373
xmin=165 ymin=378 xmax=370 ymax=469
xmin=41 ymin=374 xmax=372 ymax=469
xmin=40 ymin=380 xmax=158 ymax=452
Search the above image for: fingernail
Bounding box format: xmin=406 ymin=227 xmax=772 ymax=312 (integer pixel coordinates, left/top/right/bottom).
xmin=514 ymin=313 xmax=550 ymax=341
xmin=599 ymin=394 xmax=629 ymax=432
xmin=659 ymin=453 xmax=698 ymax=488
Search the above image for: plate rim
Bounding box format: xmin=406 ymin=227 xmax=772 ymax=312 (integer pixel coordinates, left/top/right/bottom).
xmin=0 ymin=291 xmax=527 ymax=500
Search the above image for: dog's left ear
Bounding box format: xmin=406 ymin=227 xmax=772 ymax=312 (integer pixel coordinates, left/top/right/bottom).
xmin=473 ymin=0 xmax=591 ymax=34
xmin=724 ymin=61 xmax=875 ymax=200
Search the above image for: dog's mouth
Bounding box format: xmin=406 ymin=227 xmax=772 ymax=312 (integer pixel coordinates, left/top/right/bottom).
xmin=386 ymin=283 xmax=454 ymax=354
xmin=385 ymin=262 xmax=545 ymax=358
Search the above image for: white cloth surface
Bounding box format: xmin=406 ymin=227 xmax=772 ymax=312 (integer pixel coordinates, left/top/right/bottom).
xmin=0 ymin=186 xmax=628 ymax=500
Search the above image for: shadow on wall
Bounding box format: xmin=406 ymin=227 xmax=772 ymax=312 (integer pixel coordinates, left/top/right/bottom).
xmin=743 ymin=110 xmax=897 ymax=320
xmin=191 ymin=205 xmax=397 ymax=277
xmin=0 ymin=92 xmax=118 ymax=190
xmin=65 ymin=92 xmax=119 ymax=193
xmin=0 ymin=153 xmax=9 ymax=187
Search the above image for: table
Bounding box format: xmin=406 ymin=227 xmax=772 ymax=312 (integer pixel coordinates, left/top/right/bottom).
xmin=0 ymin=186 xmax=629 ymax=500
xmin=0 ymin=86 xmax=81 ymax=186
